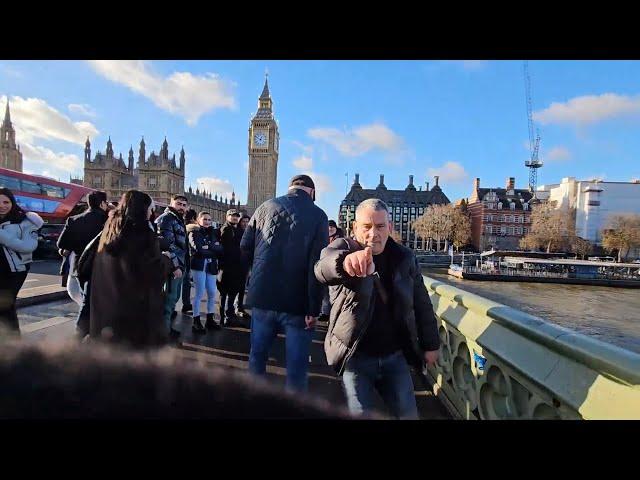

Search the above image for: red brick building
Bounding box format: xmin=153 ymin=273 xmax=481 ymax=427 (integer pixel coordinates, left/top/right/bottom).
xmin=467 ymin=177 xmax=534 ymax=251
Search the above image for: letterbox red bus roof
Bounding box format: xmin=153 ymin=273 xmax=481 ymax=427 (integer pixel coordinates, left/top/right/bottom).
xmin=0 ymin=167 xmax=95 ymax=223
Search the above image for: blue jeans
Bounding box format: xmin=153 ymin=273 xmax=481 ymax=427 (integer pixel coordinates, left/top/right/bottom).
xmin=249 ymin=308 xmax=315 ymax=392
xmin=342 ymin=350 xmax=419 ymax=419
xmin=163 ymin=276 xmax=183 ymax=330
xmin=192 ymin=269 xmax=216 ymax=317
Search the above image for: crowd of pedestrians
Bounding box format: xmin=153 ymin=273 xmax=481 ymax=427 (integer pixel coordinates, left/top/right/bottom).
xmin=0 ymin=172 xmax=440 ymax=419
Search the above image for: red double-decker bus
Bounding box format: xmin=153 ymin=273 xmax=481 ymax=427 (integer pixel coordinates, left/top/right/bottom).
xmin=0 ymin=167 xmax=95 ymax=224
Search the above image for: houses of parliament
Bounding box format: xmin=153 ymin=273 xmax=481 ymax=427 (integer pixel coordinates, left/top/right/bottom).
xmin=1 ymin=76 xmax=280 ymax=225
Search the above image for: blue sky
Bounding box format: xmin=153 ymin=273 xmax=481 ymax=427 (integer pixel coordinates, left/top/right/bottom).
xmin=1 ymin=60 xmax=639 ymax=218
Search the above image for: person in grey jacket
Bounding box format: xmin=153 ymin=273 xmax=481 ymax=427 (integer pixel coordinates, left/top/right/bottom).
xmin=314 ymin=198 xmax=439 ymax=419
xmin=241 ymin=174 xmax=328 ymax=392
xmin=0 ymin=188 xmax=44 ymax=335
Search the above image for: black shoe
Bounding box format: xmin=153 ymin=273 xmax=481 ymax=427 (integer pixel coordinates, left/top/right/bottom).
xmin=171 ymin=310 xmax=178 ymax=321
xmin=192 ymin=316 xmax=206 ymax=334
xmin=206 ymin=313 xmax=221 ymax=330
xmin=182 ymin=304 xmax=193 ymax=314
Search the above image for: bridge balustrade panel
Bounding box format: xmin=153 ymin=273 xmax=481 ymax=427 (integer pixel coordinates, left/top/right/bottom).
xmin=422 ymin=276 xmax=640 ymax=420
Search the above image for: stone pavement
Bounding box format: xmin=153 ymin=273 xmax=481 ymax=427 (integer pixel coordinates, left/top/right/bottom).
xmin=18 ymin=295 xmax=451 ymax=419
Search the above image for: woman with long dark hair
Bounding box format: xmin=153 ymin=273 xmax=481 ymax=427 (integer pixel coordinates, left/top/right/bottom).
xmin=89 ymin=190 xmax=171 ymax=348
xmin=0 ymin=187 xmax=44 ymax=335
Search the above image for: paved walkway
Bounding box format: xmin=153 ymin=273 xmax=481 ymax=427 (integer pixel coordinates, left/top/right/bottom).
xmin=18 ymin=295 xmax=451 ymax=419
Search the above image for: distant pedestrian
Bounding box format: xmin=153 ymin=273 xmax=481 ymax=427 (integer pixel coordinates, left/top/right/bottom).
xmin=156 ymin=194 xmax=189 ymax=339
xmin=217 ymin=208 xmax=244 ymax=327
xmin=187 ymin=211 xmax=223 ymax=333
xmin=319 ymin=219 xmax=344 ymax=321
xmin=57 ymin=190 xmax=108 ymax=339
xmin=236 ymin=214 xmax=251 ymax=318
xmin=90 ymin=190 xmax=171 ymax=348
xmin=241 ymin=175 xmax=328 ymax=392
xmin=315 ymin=198 xmax=440 ymax=419
xmin=0 ymin=187 xmax=44 ymax=336
xmin=181 ymin=208 xmax=198 ymax=315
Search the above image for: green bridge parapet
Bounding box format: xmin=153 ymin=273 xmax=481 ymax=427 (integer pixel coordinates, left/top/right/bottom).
xmin=422 ymin=275 xmax=640 ymax=420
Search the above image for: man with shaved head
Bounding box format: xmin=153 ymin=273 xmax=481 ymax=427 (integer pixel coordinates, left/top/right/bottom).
xmin=315 ymin=198 xmax=439 ymax=419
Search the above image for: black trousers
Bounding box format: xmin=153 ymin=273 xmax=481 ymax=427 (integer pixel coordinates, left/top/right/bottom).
xmin=0 ymin=269 xmax=29 ymax=334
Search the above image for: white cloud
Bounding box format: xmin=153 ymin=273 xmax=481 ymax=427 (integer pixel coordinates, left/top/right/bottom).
xmin=308 ymin=123 xmax=404 ymax=157
xmin=68 ymin=103 xmax=97 ymax=118
xmin=291 ymin=140 xmax=314 ymax=155
xmin=1 ymin=95 xmax=99 ymax=146
xmin=533 ymin=93 xmax=640 ymax=126
xmin=196 ymin=176 xmax=234 ymax=198
xmin=546 ymin=146 xmax=571 ymax=162
xmin=293 ymin=155 xmax=313 ymax=170
xmin=426 ymin=161 xmax=469 ymax=184
xmin=21 ymin=142 xmax=82 ymax=180
xmin=87 ymin=60 xmax=236 ymax=126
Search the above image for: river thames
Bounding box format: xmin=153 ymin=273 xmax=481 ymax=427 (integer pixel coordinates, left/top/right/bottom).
xmin=423 ymin=268 xmax=640 ymax=354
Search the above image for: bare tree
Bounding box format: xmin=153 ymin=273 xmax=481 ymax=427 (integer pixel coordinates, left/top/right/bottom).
xmin=602 ymin=214 xmax=640 ymax=262
xmin=525 ymin=203 xmax=575 ymax=253
xmin=451 ymin=208 xmax=471 ymax=252
xmin=570 ymin=236 xmax=592 ymax=260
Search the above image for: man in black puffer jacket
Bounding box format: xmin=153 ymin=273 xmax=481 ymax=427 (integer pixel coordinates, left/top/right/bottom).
xmin=155 ymin=194 xmax=188 ymax=338
xmin=314 ymin=198 xmax=439 ymax=419
xmin=241 ymin=175 xmax=328 ymax=393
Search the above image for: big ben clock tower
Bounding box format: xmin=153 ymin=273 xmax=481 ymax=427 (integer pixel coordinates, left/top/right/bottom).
xmin=247 ymin=74 xmax=279 ymax=211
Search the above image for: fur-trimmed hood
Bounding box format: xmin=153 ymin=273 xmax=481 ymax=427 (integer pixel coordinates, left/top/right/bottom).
xmin=24 ymin=211 xmax=45 ymax=229
xmin=186 ymin=223 xmax=201 ymax=233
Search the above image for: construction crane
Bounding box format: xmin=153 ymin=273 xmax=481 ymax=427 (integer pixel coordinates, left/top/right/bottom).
xmin=523 ymin=60 xmax=543 ymax=194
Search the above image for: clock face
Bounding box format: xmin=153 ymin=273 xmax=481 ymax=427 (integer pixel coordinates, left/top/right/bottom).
xmin=254 ymin=132 xmax=267 ymax=146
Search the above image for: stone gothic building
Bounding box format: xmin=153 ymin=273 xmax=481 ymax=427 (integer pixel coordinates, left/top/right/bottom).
xmin=83 ymin=136 xmax=185 ymax=205
xmin=0 ymin=101 xmax=23 ymax=172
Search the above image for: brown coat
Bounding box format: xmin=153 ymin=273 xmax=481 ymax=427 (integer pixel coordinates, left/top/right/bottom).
xmin=90 ymin=226 xmax=171 ymax=348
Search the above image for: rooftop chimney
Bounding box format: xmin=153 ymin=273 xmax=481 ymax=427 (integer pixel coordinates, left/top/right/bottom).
xmin=426 ymin=181 xmax=430 ymax=191
xmin=434 ymin=175 xmax=439 ymax=187
xmin=409 ymin=175 xmax=414 ymax=185
xmin=506 ymin=177 xmax=515 ymax=190
xmin=377 ymin=174 xmax=387 ymax=189
xmin=474 ymin=177 xmax=480 ymax=190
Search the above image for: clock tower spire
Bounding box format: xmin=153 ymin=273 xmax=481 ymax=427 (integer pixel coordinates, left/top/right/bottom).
xmin=247 ymin=72 xmax=279 ymax=212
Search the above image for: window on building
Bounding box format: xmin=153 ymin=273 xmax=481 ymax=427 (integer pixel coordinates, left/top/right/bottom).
xmin=486 ymin=225 xmax=493 ymax=234
xmin=516 ymin=227 xmax=523 ymax=235
xmin=499 ymin=215 xmax=505 ymax=222
xmin=497 ymin=202 xmax=503 ymax=210
xmin=519 ymin=215 xmax=524 ymax=223
xmin=523 ymin=203 xmax=529 ymax=211
xmin=510 ymin=202 xmax=515 ymax=210
xmin=500 ymin=226 xmax=506 ymax=235
xmin=418 ymin=208 xmax=424 ymax=215
xmin=93 ymin=176 xmax=103 ymax=187
xmin=149 ymin=176 xmax=157 ymax=188
xmin=508 ymin=226 xmax=515 ymax=235
xmin=524 ymin=227 xmax=528 ymax=234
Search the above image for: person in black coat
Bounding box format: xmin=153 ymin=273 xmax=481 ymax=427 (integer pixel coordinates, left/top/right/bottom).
xmin=181 ymin=208 xmax=198 ymax=314
xmin=57 ymin=190 xmax=108 ymax=339
xmin=236 ymin=214 xmax=251 ymax=317
xmin=187 ymin=211 xmax=223 ymax=332
xmin=90 ymin=190 xmax=171 ymax=349
xmin=217 ymin=208 xmax=244 ymax=326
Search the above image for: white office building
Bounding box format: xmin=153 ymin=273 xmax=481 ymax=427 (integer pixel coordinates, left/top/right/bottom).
xmin=537 ymin=177 xmax=640 ymax=244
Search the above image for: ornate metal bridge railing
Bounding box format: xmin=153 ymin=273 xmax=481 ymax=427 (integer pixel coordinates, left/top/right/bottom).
xmin=422 ymin=276 xmax=640 ymax=420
